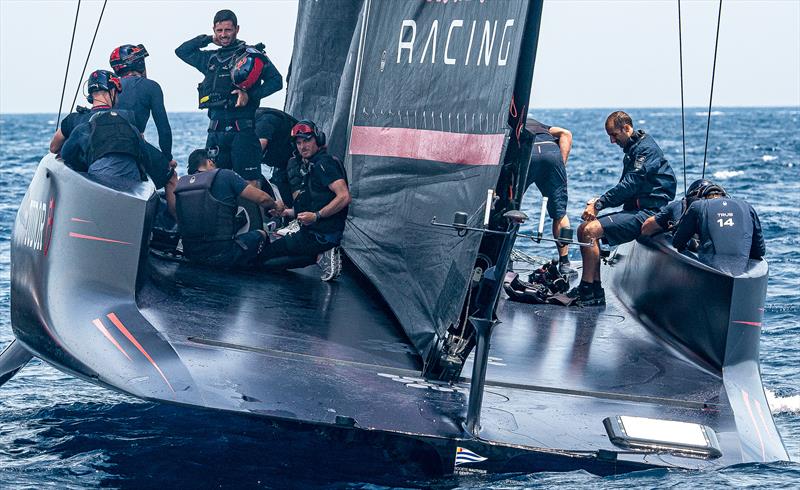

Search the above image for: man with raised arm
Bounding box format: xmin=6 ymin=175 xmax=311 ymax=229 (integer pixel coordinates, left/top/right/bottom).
xmin=176 ymin=9 xmax=283 ymax=188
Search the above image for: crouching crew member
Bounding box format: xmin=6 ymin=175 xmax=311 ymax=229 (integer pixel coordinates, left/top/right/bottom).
xmin=570 ymin=111 xmax=676 ymax=306
xmin=641 ymin=178 xmax=711 ymax=236
xmin=524 ymin=117 xmax=574 ymax=275
xmin=175 ymin=149 xmax=283 ymax=268
xmin=255 ymin=107 xmax=297 ymax=207
xmin=60 ymin=70 xmax=177 ymax=217
xmin=110 ymin=43 xmax=176 ymax=168
xmin=262 ymin=120 xmax=351 ymax=281
xmin=672 ymin=181 xmax=765 ymax=259
xmin=175 ymin=9 xmax=283 ymax=187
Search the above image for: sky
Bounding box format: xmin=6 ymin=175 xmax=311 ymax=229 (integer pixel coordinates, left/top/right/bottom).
xmin=0 ymin=0 xmax=798 ymax=114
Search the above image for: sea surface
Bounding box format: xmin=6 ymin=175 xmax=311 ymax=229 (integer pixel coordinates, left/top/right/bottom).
xmin=0 ymin=108 xmax=798 ymax=488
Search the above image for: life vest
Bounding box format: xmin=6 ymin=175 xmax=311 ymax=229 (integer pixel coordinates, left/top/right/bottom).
xmin=294 ymin=152 xmax=347 ymax=216
xmin=197 ymin=44 xmax=243 ymax=110
xmin=697 ymin=197 xmax=754 ymax=256
xmin=175 ymin=169 xmax=237 ymax=242
xmin=86 ymin=111 xmax=146 ymax=180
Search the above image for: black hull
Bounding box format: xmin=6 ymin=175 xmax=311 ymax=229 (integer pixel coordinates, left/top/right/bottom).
xmin=8 ymin=156 xmax=789 ymax=476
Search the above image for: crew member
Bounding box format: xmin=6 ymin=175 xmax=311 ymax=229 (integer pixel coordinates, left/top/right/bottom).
xmin=524 ymin=117 xmax=574 ymax=275
xmin=175 ymin=149 xmax=283 ymax=268
xmin=640 ymin=178 xmax=710 ymax=236
xmin=60 ymin=70 xmax=177 ymax=216
xmin=672 ymin=181 xmax=765 ymax=259
xmin=570 ymin=111 xmax=676 ymax=306
xmin=110 ymin=44 xmax=176 ymax=168
xmin=262 ymin=120 xmax=351 ymax=281
xmin=255 ymin=107 xmax=297 ymax=207
xmin=175 ymin=9 xmax=283 ymax=187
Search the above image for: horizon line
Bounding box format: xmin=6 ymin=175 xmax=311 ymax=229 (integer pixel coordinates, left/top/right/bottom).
xmin=1 ymin=104 xmax=798 ymax=116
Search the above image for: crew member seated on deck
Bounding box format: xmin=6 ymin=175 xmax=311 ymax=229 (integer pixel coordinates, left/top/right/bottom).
xmin=640 ymin=178 xmax=711 ymax=236
xmin=60 ymin=70 xmax=178 ymax=217
xmin=523 ymin=117 xmax=575 ymax=276
xmin=175 ymin=9 xmax=283 ymax=188
xmin=175 ymin=149 xmax=283 ymax=268
xmin=110 ymin=43 xmax=176 ymax=169
xmin=261 ymin=120 xmax=351 ymax=282
xmin=569 ymin=111 xmax=676 ymax=306
xmin=672 ymin=180 xmax=765 ymax=260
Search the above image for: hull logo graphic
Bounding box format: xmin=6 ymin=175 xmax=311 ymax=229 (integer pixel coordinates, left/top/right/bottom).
xmin=22 ymin=199 xmax=49 ymax=252
xmin=455 ymin=447 xmax=487 ymax=465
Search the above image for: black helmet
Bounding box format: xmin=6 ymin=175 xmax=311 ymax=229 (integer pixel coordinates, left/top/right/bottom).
xmin=290 ymin=119 xmax=326 ymax=146
xmin=696 ymin=181 xmax=727 ymax=199
xmin=110 ymin=44 xmax=148 ymax=75
xmin=231 ymin=47 xmax=267 ymax=91
xmin=87 ymin=70 xmax=122 ymax=95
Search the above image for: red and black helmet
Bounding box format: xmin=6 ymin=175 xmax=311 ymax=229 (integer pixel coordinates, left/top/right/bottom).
xmin=231 ymin=47 xmax=267 ymax=91
xmin=109 ymin=44 xmax=149 ymax=75
xmin=87 ymin=70 xmax=122 ymax=95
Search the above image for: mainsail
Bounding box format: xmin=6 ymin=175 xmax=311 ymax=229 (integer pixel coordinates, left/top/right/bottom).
xmin=286 ymin=0 xmax=544 ymax=361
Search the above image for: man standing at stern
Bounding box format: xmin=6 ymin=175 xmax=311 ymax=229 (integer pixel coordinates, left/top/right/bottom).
xmin=176 ymin=9 xmax=283 ymax=187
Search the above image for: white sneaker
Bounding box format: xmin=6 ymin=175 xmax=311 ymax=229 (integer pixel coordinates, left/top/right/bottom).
xmin=276 ymin=219 xmax=301 ymax=237
xmin=318 ymin=246 xmax=342 ymax=282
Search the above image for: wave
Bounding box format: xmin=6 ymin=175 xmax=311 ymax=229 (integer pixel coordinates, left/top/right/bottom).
xmin=762 ymin=155 xmax=778 ymax=162
xmin=695 ymin=111 xmax=725 ymax=116
xmin=766 ymin=389 xmax=800 ymax=414
xmin=712 ymin=170 xmax=745 ymax=179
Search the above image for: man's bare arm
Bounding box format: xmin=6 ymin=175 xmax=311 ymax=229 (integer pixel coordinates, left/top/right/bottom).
xmin=548 ymin=126 xmax=572 ymax=165
xmin=240 ymin=185 xmax=283 ymax=213
xmin=49 ymin=129 xmax=66 ymax=154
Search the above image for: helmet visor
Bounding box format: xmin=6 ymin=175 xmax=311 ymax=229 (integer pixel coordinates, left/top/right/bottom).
xmin=291 ymin=123 xmax=315 ymax=140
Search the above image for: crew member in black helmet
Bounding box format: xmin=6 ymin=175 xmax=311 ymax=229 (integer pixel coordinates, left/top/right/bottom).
xmin=569 ymin=111 xmax=677 ymax=306
xmin=262 ymin=120 xmax=351 ymax=281
xmin=175 ymin=9 xmax=283 ymax=188
xmin=175 ymin=148 xmax=283 ymax=268
xmin=640 ymin=178 xmax=711 ymax=236
xmin=523 ymin=117 xmax=575 ymax=275
xmin=60 ymin=70 xmax=177 ymax=216
xmin=110 ymin=44 xmax=176 ymax=168
xmin=255 ymin=107 xmax=298 ymax=207
xmin=672 ymin=181 xmax=765 ymax=259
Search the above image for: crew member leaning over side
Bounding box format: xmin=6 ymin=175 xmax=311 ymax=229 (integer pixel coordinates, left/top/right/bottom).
xmin=60 ymin=70 xmax=178 ymax=218
xmin=262 ymin=120 xmax=351 ymax=282
xmin=672 ymin=181 xmax=765 ymax=260
xmin=175 ymin=9 xmax=283 ymax=188
xmin=110 ymin=43 xmax=176 ymax=169
xmin=640 ymin=178 xmax=712 ymax=236
xmin=175 ymin=149 xmax=283 ymax=268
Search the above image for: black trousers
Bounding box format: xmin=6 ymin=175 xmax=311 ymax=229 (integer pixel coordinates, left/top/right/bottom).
xmin=260 ymin=228 xmax=336 ymax=269
xmin=206 ymin=128 xmax=262 ymax=181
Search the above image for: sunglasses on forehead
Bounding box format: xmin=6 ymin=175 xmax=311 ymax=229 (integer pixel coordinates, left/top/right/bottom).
xmin=290 ymin=123 xmax=316 ymax=138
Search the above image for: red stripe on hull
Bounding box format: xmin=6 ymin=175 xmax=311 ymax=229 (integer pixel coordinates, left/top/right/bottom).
xmin=106 ymin=313 xmax=174 ymax=392
xmin=69 ymin=232 xmax=131 ymax=245
xmin=349 ymin=126 xmax=505 ymax=166
xmin=92 ymin=318 xmax=133 ymax=361
xmin=733 ymin=321 xmax=762 ymax=327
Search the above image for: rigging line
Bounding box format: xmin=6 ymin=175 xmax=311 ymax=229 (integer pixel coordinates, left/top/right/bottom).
xmin=702 ymin=0 xmax=723 ymax=179
xmin=678 ymin=0 xmax=687 ymax=196
xmin=56 ymin=0 xmax=82 ymax=131
xmin=68 ymin=0 xmax=109 ymax=114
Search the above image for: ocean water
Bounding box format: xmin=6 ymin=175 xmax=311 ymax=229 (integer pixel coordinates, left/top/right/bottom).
xmin=0 ymin=108 xmax=798 ymax=488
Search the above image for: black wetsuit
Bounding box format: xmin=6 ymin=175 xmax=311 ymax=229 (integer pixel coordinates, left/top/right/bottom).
xmin=596 ymin=131 xmax=677 ymax=246
xmin=673 ymin=197 xmax=765 ymax=259
xmin=262 ymin=149 xmax=348 ymax=264
xmin=116 ymin=75 xmax=173 ymax=161
xmin=176 ymin=168 xmax=265 ymax=267
xmin=524 ymin=118 xmax=568 ymax=220
xmin=61 ymin=108 xmax=174 ymax=189
xmin=175 ymin=35 xmax=283 ymax=181
xmin=255 ymin=108 xmax=297 ymax=206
